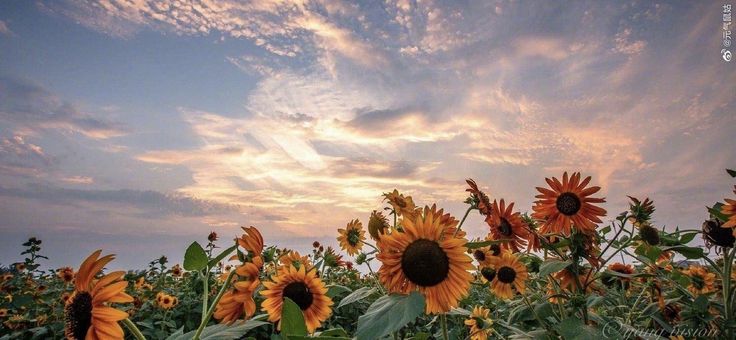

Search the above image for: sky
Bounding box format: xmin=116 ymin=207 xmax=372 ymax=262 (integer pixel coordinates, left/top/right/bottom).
xmin=0 ymin=0 xmax=734 ymax=270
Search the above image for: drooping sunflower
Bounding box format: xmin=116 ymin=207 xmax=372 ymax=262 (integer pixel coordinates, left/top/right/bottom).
xmin=465 ymin=179 xmax=492 ymax=217
xmin=601 ymin=262 xmax=635 ymax=290
xmin=486 ymin=199 xmax=529 ymax=253
xmin=547 ymin=267 xmax=596 ymax=303
xmin=368 ymin=210 xmax=389 ymax=240
xmin=58 ymin=267 xmax=75 ymax=283
xmin=487 ymin=251 xmax=528 ymax=299
xmin=682 ymin=265 xmax=716 ymax=295
xmin=702 ymin=219 xmax=735 ymax=249
xmin=532 ymin=172 xmax=607 ymax=236
xmin=721 ymin=186 xmax=736 ymax=230
xmin=464 ymin=305 xmax=493 ymax=340
xmin=376 ymin=207 xmax=473 ymax=314
xmin=337 ymin=219 xmax=366 ymax=256
xmin=64 ymin=250 xmax=133 ymax=340
xmin=383 ymin=189 xmax=417 ymax=218
xmin=260 ymin=265 xmax=333 ymax=334
xmin=215 ymin=261 xmax=261 ymax=324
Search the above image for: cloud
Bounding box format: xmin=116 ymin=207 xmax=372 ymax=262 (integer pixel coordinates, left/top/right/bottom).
xmin=0 ymin=75 xmax=127 ymax=139
xmin=0 ymin=135 xmax=54 ymax=177
xmin=0 ymin=183 xmax=239 ymax=218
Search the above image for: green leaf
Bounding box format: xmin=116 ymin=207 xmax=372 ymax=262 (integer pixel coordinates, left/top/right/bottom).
xmin=337 ymin=286 xmax=376 ymax=309
xmin=679 ymin=232 xmax=697 ymax=244
xmin=207 ymin=244 xmax=238 ymax=269
xmin=183 ymin=242 xmax=209 ymax=271
xmin=708 ymin=203 xmax=729 ymax=223
xmin=326 ymin=285 xmax=351 ymax=298
xmin=554 ymin=317 xmax=600 ymax=339
xmin=165 ymin=319 xmax=269 ymax=340
xmin=538 ymin=259 xmax=572 ymax=277
xmin=465 ymin=239 xmax=503 ymax=249
xmin=11 ymin=294 xmax=33 ymax=308
xmin=315 ymin=328 xmax=350 ymax=337
xmin=409 ymin=332 xmax=431 ymax=340
xmin=727 ymin=169 xmax=736 ymax=178
xmin=281 ymin=298 xmax=308 ymax=336
xmin=662 ymin=245 xmax=704 ymax=259
xmin=356 ymin=292 xmax=426 ymax=340
xmin=693 ymin=295 xmax=709 ymax=312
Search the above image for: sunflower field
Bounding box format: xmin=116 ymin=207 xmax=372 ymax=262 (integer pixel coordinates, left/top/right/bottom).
xmin=2 ymin=170 xmax=736 ymax=340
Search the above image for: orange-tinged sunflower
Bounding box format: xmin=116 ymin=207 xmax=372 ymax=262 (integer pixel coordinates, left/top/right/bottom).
xmin=472 ymin=247 xmax=494 ymax=267
xmin=383 ymin=189 xmax=417 ymax=218
xmin=682 ymin=265 xmax=716 ymax=295
xmin=376 ymin=206 xmax=473 ymax=314
xmin=279 ymin=251 xmax=311 ymax=271
xmin=722 ymin=186 xmax=736 ymax=230
xmin=260 ymin=265 xmax=333 ymax=334
xmin=487 ymin=251 xmax=527 ymax=299
xmin=464 ymin=305 xmax=493 ymax=340
xmin=64 ymin=250 xmax=133 ymax=340
xmin=337 ymin=219 xmax=366 ymax=256
xmin=532 ymin=172 xmax=607 ymax=236
xmin=238 ymin=226 xmax=264 ymax=255
xmin=156 ymin=293 xmax=178 ymax=309
xmin=547 ymin=267 xmax=596 ymax=303
xmin=486 ymin=199 xmax=529 ymax=253
xmin=58 ymin=267 xmax=75 ymax=283
xmin=602 ymin=263 xmax=635 ymax=290
xmin=215 ymin=261 xmax=261 ymax=324
xmin=170 ymin=264 xmax=182 ymax=278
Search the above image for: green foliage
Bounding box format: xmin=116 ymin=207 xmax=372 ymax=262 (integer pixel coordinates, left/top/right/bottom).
xmin=356 ymin=292 xmax=426 ymax=340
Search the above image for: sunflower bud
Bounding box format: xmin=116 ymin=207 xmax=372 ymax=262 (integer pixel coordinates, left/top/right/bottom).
xmin=638 ymin=224 xmax=660 ymax=246
xmin=702 ymin=219 xmax=735 ymax=248
xmin=368 ymin=210 xmax=389 ymax=240
xmin=355 ymin=253 xmax=367 ymax=265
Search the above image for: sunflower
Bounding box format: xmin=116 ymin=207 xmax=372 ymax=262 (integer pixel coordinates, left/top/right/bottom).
xmin=156 ymin=293 xmax=178 ymax=309
xmin=602 ymin=262 xmax=635 ymax=290
xmin=466 ymin=179 xmax=492 ymax=217
xmin=238 ymin=226 xmax=264 ymax=255
xmin=383 ymin=189 xmax=417 ymax=218
xmin=532 ymin=172 xmax=607 ymax=236
xmin=261 ymin=265 xmax=333 ymax=333
xmin=337 ymin=219 xmax=366 ymax=256
xmin=14 ymin=263 xmax=25 ymax=272
xmin=464 ymin=305 xmax=493 ymax=340
xmin=682 ymin=265 xmax=716 ymax=295
xmin=376 ymin=207 xmax=473 ymax=314
xmin=722 ymin=186 xmax=736 ymax=230
xmin=548 ymin=267 xmax=596 ymax=303
xmin=58 ymin=267 xmax=75 ymax=283
xmin=368 ymin=210 xmax=389 ymax=240
xmin=486 ymin=199 xmax=529 ymax=253
xmin=487 ymin=251 xmax=527 ymax=299
xmin=279 ymin=251 xmax=311 ymax=271
xmin=170 ymin=264 xmax=183 ymax=278
xmin=215 ymin=261 xmax=262 ymax=324
xmin=0 ymin=308 xmax=7 ymax=317
xmin=64 ymin=250 xmax=134 ymax=340
xmin=472 ymin=247 xmax=494 ymax=267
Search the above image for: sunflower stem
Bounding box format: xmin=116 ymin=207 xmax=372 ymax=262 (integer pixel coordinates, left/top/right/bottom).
xmin=723 ymin=246 xmax=736 ymax=338
xmin=201 ymin=270 xmax=209 ymax=323
xmin=122 ymin=318 xmax=146 ymax=340
xmin=453 ymin=206 xmax=473 ymax=238
xmin=193 ymin=270 xmax=236 ymax=340
xmin=440 ymin=313 xmax=449 ymax=340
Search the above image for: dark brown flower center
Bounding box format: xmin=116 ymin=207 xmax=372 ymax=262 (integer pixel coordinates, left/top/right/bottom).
xmin=283 ymin=282 xmax=313 ymax=310
xmin=401 ymin=239 xmax=449 ymax=287
xmin=702 ymin=219 xmax=735 ymax=248
xmin=499 ymin=218 xmax=513 ymax=236
xmin=489 ymin=244 xmax=501 ymax=256
xmin=65 ymin=292 xmax=92 ymax=340
xmin=480 ymin=267 xmax=496 ymax=282
xmin=556 ymin=192 xmax=581 ymax=216
xmin=497 ymin=266 xmax=516 ymax=284
xmin=473 ymin=249 xmax=486 ymax=262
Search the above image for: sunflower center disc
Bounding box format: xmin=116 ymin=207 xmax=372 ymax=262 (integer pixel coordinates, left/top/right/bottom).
xmin=401 ymin=239 xmax=450 ymax=287
xmin=481 ymin=267 xmax=496 ymax=282
xmin=489 ymin=244 xmax=501 ymax=256
xmin=473 ymin=250 xmax=486 ymax=262
xmin=283 ymin=282 xmax=313 ymax=310
xmin=556 ymin=192 xmax=582 ymax=216
xmin=497 ymin=266 xmax=517 ymax=284
xmin=65 ymin=292 xmax=92 ymax=340
xmin=347 ymin=229 xmax=361 ymax=246
xmin=499 ymin=218 xmax=513 ymax=236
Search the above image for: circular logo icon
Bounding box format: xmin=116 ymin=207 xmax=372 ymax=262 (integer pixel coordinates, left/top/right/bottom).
xmin=723 ymin=49 xmax=733 ymax=62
